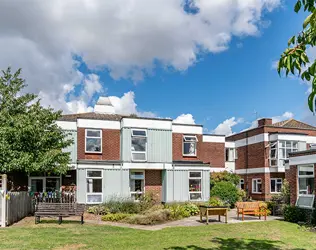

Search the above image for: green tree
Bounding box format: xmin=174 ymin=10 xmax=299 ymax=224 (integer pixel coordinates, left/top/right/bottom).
xmin=210 ymin=171 xmax=240 ymax=188
xmin=0 ymin=68 xmax=73 ymax=174
xmin=278 ymin=0 xmax=316 ymax=113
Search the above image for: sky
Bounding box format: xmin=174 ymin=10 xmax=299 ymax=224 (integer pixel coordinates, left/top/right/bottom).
xmin=1 ymin=0 xmax=315 ymax=135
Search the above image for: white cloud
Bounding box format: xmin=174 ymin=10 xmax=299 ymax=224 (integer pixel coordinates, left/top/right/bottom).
xmin=173 ymin=114 xmax=195 ymax=124
xmin=212 ymin=117 xmax=243 ymax=136
xmin=0 ymin=0 xmax=281 ymax=112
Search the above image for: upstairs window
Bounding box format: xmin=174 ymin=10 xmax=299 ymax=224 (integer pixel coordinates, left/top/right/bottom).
xmin=131 ymin=129 xmax=147 ymax=161
xmin=183 ymin=135 xmax=198 ymax=156
xmin=85 ymin=129 xmax=102 ymax=153
xmin=271 ymin=178 xmax=282 ymax=193
xmin=225 ymin=148 xmax=236 ymax=162
xmin=270 ymin=141 xmax=277 ymax=167
xmin=252 ymin=179 xmax=262 ymax=193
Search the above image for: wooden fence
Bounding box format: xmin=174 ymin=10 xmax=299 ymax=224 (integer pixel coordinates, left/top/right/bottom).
xmin=6 ymin=192 xmax=34 ymax=226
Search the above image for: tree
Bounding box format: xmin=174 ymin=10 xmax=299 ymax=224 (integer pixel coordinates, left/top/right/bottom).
xmin=210 ymin=171 xmax=240 ymax=188
xmin=0 ymin=68 xmax=73 ymax=174
xmin=277 ymin=1 xmax=316 ymax=113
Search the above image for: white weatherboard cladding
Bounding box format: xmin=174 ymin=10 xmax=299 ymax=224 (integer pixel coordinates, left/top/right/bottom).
xmin=56 ymin=121 xmax=77 ymax=130
xmin=269 ymin=134 xmax=316 ymax=144
xmin=172 ymin=124 xmax=203 ymax=135
xmin=77 ymin=119 xmax=120 ymax=129
xmin=203 ymin=135 xmax=225 ymax=143
xmin=121 ymin=118 xmax=172 ymax=130
xmin=289 ymin=154 xmax=316 ymax=166
xmin=123 ymin=162 xmax=173 ymax=169
xmin=235 ymin=167 xmax=285 ymax=174
xmin=235 ymin=133 xmax=269 ymax=148
xmin=225 ymin=141 xmax=235 ymax=148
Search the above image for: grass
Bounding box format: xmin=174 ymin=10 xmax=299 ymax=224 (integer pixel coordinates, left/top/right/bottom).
xmin=0 ymin=220 xmax=315 ymax=249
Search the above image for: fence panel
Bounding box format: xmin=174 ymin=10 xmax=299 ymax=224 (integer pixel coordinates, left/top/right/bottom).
xmin=6 ymin=192 xmax=34 ymax=226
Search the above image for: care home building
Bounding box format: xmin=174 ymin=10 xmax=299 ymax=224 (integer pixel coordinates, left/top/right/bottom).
xmin=29 ymin=97 xmax=227 ymax=204
xmin=226 ymin=118 xmax=316 ymax=201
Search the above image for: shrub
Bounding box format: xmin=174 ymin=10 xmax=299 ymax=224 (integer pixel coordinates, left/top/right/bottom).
xmin=210 ymin=181 xmax=239 ymax=207
xmin=283 ymin=205 xmax=307 ymax=223
xmin=103 ymin=196 xmax=140 ymax=214
xmin=208 ymin=196 xmax=225 ymax=207
xmin=183 ymin=203 xmax=199 ymax=216
xmin=101 ymin=213 xmax=132 ymax=222
xmin=138 ymin=193 xmax=156 ymax=212
xmin=165 ymin=203 xmax=190 ymax=220
xmin=210 ymin=171 xmax=240 ymax=188
xmin=87 ymin=205 xmax=109 ymax=215
xmin=125 ymin=209 xmax=170 ymax=225
xmin=237 ymin=189 xmax=246 ymax=201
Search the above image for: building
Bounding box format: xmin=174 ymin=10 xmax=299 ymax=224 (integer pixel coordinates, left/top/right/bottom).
xmin=226 ymin=118 xmax=316 ymax=201
xmin=27 ymin=97 xmax=228 ymax=204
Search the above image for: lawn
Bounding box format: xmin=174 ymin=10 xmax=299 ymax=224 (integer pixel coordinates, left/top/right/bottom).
xmin=0 ymin=220 xmax=315 ymax=249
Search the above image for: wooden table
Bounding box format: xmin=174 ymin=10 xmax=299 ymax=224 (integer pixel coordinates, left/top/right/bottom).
xmin=199 ymin=206 xmax=228 ymax=224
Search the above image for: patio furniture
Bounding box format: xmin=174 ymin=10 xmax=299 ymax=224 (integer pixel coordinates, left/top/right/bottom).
xmin=199 ymin=205 xmax=228 ymax=224
xmin=236 ymin=201 xmax=267 ymax=221
xmin=35 ymin=203 xmax=85 ymax=224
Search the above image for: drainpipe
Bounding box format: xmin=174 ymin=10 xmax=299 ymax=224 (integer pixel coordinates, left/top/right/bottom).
xmin=245 ymin=131 xmax=249 ymax=199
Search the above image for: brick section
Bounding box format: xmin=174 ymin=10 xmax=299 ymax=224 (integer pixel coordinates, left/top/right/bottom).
xmin=200 ymin=142 xmax=225 ymax=168
xmin=172 ymin=133 xmax=203 ymax=161
xmin=285 ymin=165 xmax=298 ymax=205
xmin=145 ymin=170 xmax=162 ymax=201
xmin=77 ymin=128 xmax=120 ymax=161
xmin=258 ymin=118 xmax=272 ymax=126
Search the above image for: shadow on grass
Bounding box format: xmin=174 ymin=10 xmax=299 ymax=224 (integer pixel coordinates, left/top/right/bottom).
xmin=37 ymin=219 xmax=83 ymax=225
xmin=164 ymin=238 xmax=306 ymax=250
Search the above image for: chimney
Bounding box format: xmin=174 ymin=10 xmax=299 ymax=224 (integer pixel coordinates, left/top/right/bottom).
xmin=258 ymin=118 xmax=272 ymax=127
xmin=94 ymin=97 xmax=115 ymax=114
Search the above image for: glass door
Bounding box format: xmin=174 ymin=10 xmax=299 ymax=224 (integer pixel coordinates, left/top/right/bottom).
xmin=30 ymin=178 xmax=44 ymax=192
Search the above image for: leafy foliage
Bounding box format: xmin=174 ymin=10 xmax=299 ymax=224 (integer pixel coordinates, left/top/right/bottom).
xmin=101 ymin=213 xmax=132 ymax=222
xmin=125 ymin=209 xmax=171 ymax=225
xmin=164 ymin=203 xmax=191 ymax=220
xmin=210 ymin=181 xmax=239 ymax=207
xmin=182 ymin=203 xmax=199 ymax=216
xmin=283 ymin=205 xmax=307 ymax=223
xmin=0 ymin=68 xmax=73 ymax=174
xmin=87 ymin=205 xmax=110 ymax=215
xmin=208 ymin=196 xmax=226 ymax=207
xmin=210 ymin=171 xmax=240 ymax=188
xmin=278 ymin=1 xmax=316 ymax=112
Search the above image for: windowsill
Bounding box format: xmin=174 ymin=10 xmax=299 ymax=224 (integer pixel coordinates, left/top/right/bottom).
xmin=183 ymin=155 xmax=197 ymax=158
xmin=270 ymin=192 xmax=281 ymax=194
xmin=251 ymin=192 xmax=262 ymax=194
xmin=85 ymin=151 xmax=102 ymax=154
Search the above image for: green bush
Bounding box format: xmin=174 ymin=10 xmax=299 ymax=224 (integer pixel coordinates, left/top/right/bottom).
xmin=87 ymin=205 xmax=109 ymax=215
xmin=138 ymin=193 xmax=156 ymax=212
xmin=165 ymin=203 xmax=191 ymax=220
xmin=183 ymin=203 xmax=199 ymax=216
xmin=101 ymin=213 xmax=132 ymax=222
xmin=208 ymin=196 xmax=226 ymax=207
xmin=125 ymin=209 xmax=170 ymax=225
xmin=210 ymin=171 xmax=240 ymax=188
xmin=210 ymin=181 xmax=239 ymax=207
xmin=283 ymin=205 xmax=307 ymax=223
xmin=103 ymin=197 xmax=141 ymax=214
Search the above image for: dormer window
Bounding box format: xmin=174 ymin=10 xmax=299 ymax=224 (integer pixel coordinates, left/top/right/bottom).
xmin=183 ymin=135 xmax=198 ymax=156
xmin=131 ymin=129 xmax=147 ymax=161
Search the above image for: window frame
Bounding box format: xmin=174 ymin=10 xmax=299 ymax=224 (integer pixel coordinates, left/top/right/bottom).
xmin=85 ymin=129 xmax=102 ymax=154
xmin=225 ymin=148 xmax=236 ymax=162
xmin=86 ymin=170 xmax=103 ymax=204
xmin=130 ymin=170 xmax=145 ymax=200
xmin=270 ymin=178 xmax=282 ymax=193
xmin=298 ymin=165 xmax=315 ymax=195
xmin=188 ymin=171 xmax=202 ymax=201
xmin=183 ymin=135 xmax=198 ymax=157
xmin=131 ymin=129 xmax=147 ymax=162
xmin=239 ymin=179 xmax=245 ymax=189
xmin=252 ymin=178 xmax=262 ymax=194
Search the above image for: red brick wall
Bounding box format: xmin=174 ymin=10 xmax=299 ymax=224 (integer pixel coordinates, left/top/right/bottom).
xmin=77 ymin=128 xmax=120 ymax=160
xmin=285 ymin=165 xmax=297 ymax=205
xmin=200 ymin=142 xmax=225 ymax=168
xmin=145 ymin=170 xmax=162 ymax=201
xmin=172 ymin=133 xmax=203 ymax=161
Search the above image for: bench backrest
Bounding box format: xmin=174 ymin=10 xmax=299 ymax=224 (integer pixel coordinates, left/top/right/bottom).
xmin=236 ymin=201 xmax=261 ymax=210
xmin=36 ymin=203 xmax=85 ymax=213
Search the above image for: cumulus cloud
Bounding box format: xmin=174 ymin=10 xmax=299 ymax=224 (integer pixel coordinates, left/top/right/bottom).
xmin=212 ymin=117 xmax=243 ymax=136
xmin=173 ymin=114 xmax=196 ymax=124
xmin=0 ymin=0 xmax=281 ymax=112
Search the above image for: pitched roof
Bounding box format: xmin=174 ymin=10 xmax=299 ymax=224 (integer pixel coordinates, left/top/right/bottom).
xmin=271 ymin=118 xmax=316 ymax=130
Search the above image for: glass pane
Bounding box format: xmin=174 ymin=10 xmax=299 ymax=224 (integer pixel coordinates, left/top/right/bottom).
xmin=225 ymin=148 xmax=229 ymax=161
xmin=86 ymin=138 xmax=101 ymax=152
xmin=87 ymin=194 xmax=102 ymax=203
xmin=270 ymin=149 xmax=276 ymax=158
xmin=293 ymin=142 xmax=298 ymax=148
xmin=87 ymin=171 xmax=102 ymax=177
xmin=132 ymin=152 xmax=146 ymax=161
xmin=299 ymin=166 xmax=314 ymax=176
xmin=130 ymin=179 xmax=144 ymax=192
xmin=189 ymin=172 xmax=201 ymax=178
xmin=130 ymin=172 xmax=145 ymax=180
xmin=46 ymin=178 xmax=60 ymax=192
xmin=31 ymin=179 xmax=43 ymax=192
xmin=132 ymin=130 xmax=146 ymax=136
xmin=86 ymin=130 xmax=101 ymax=137
xmin=258 ymin=183 xmax=262 ymax=193
xmin=183 ymin=142 xmax=196 ymax=155
xmin=286 ymin=149 xmax=291 ymax=158
xmin=299 ymin=178 xmax=314 ymax=194
xmin=190 ymin=193 xmax=202 ymax=200
xmin=297 ymin=196 xmax=314 ymax=208
xmin=286 ymin=141 xmax=291 ymax=148
xmin=279 ymin=149 xmax=285 ymax=159
xmin=131 ymin=137 xmax=146 ymax=152
xmin=87 ymin=179 xmax=102 ymax=193
xmin=271 ymin=179 xmax=276 ymax=192
xmin=276 ymin=183 xmax=282 ymax=192
xmin=189 ymin=179 xmax=201 ymax=192
xmin=280 ymin=141 xmax=286 ymax=148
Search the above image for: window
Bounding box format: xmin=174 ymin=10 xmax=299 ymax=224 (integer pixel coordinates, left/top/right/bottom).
xmin=225 ymin=148 xmax=236 ymax=162
xmin=270 ymin=178 xmax=282 ymax=193
xmin=278 ymin=140 xmax=298 ymax=166
xmin=85 ymin=129 xmax=102 ymax=153
xmin=239 ymin=179 xmax=245 ymax=190
xmin=296 ymin=195 xmax=315 ymax=209
xmin=131 ymin=129 xmax=147 ymax=161
xmin=252 ymin=179 xmax=262 ymax=193
xmin=183 ymin=135 xmax=198 ymax=156
xmin=269 ymin=141 xmax=277 ymax=167
xmin=86 ymin=170 xmax=103 ymax=203
xmin=130 ymin=171 xmax=145 ymax=200
xmin=298 ymin=165 xmax=314 ymax=195
xmin=189 ymin=171 xmax=202 ymax=200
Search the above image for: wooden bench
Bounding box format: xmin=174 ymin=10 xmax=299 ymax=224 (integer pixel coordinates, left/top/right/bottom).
xmin=199 ymin=206 xmax=228 ymax=224
xmin=35 ymin=203 xmax=85 ymax=224
xmin=236 ymin=201 xmax=267 ymax=221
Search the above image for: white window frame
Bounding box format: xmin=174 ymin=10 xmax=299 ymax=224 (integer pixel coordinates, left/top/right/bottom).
xmin=298 ymin=165 xmax=315 ymax=195
xmin=225 ymin=148 xmax=236 ymax=162
xmin=86 ymin=170 xmax=103 ymax=204
xmin=270 ymin=178 xmax=282 ymax=193
xmin=183 ymin=135 xmax=198 ymax=157
xmin=188 ymin=171 xmax=202 ymax=201
xmin=278 ymin=140 xmax=298 ymax=167
xmin=85 ymin=129 xmax=102 ymax=153
xmin=252 ymin=178 xmax=262 ymax=194
xmin=130 ymin=170 xmax=145 ymax=200
xmin=269 ymin=141 xmax=278 ymax=167
xmin=131 ymin=129 xmax=147 ymax=162
xmin=239 ymin=179 xmax=245 ymax=189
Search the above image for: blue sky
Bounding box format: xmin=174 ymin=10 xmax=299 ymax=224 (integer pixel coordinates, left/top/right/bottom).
xmin=1 ymin=0 xmax=315 ymax=135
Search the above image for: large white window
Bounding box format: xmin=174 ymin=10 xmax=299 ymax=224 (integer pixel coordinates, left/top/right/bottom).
xmin=86 ymin=170 xmax=103 ymax=203
xmin=131 ymin=129 xmax=147 ymax=161
xmin=189 ymin=171 xmax=202 ymax=200
xmin=269 ymin=140 xmax=298 ymax=167
xmin=270 ymin=178 xmax=282 ymax=193
xmin=183 ymin=135 xmax=198 ymax=156
xmin=252 ymin=179 xmax=262 ymax=193
xmin=130 ymin=170 xmax=145 ymax=200
xmin=225 ymin=148 xmax=236 ymax=162
xmin=85 ymin=129 xmax=102 ymax=153
xmin=298 ymin=165 xmax=314 ymax=195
